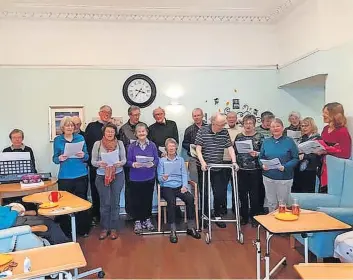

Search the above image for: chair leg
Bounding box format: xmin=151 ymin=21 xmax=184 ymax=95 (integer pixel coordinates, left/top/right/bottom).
xmin=184 ymin=206 xmax=187 ymax=223
xmin=195 ymin=203 xmax=199 ymax=231
xmin=163 ymin=207 xmax=167 ymax=224
xmin=290 ymin=235 xmax=296 ymax=249
xmin=158 ymin=205 xmax=161 ymax=232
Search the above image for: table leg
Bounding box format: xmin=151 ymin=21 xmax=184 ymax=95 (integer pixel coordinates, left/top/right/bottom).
xmin=256 ymin=225 xmax=261 ymax=280
xmin=303 ymin=233 xmax=309 ymax=263
xmin=70 ymin=214 xmax=79 ymax=277
xmin=265 ymin=231 xmax=272 ymax=279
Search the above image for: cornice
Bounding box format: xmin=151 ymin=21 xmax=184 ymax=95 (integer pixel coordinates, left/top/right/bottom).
xmin=0 ymin=0 xmax=303 ymax=24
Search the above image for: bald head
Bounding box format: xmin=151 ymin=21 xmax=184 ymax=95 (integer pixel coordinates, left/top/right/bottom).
xmin=72 ymin=116 xmax=82 ymax=133
xmin=211 ymin=112 xmax=226 ymax=133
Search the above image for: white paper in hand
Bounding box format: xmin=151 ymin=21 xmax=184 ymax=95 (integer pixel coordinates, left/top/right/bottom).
xmin=63 ymin=141 xmax=84 ymax=158
xmin=235 ymin=140 xmax=253 ymax=154
xmin=298 ymin=140 xmax=325 ymax=154
xmin=163 ymin=161 xmax=181 ymax=176
xmin=159 ymin=147 xmax=166 ymax=155
xmin=190 ymin=144 xmax=198 ymax=158
xmin=101 ymin=150 xmax=119 ymax=166
xmin=261 ymin=158 xmax=281 ymax=170
xmin=286 ymin=130 xmax=301 ymax=139
xmin=136 ymin=155 xmax=154 ymax=163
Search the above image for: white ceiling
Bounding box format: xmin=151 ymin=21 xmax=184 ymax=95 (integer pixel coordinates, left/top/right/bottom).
xmin=0 ymin=0 xmax=305 ymax=23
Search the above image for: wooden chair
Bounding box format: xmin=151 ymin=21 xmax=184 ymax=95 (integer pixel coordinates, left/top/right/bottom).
xmin=157 ymin=162 xmax=199 ymax=232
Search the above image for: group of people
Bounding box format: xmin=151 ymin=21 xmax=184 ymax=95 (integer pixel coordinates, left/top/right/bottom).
xmin=2 ymin=101 xmax=351 ymax=244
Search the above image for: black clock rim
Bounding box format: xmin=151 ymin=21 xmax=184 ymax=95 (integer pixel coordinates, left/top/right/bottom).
xmin=122 ymin=74 xmax=157 ymax=108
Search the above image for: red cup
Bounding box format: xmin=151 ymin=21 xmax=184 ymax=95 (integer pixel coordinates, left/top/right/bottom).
xmin=278 ymin=204 xmax=286 ymax=213
xmin=48 ymin=191 xmax=62 ymax=203
xmin=292 ymin=204 xmax=300 ymax=216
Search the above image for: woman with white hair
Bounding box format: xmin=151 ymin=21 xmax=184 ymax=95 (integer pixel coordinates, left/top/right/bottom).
xmin=157 ymin=138 xmax=201 ymax=243
xmin=284 ymin=111 xmax=301 ymax=140
xmin=52 ymin=116 xmax=91 ymax=237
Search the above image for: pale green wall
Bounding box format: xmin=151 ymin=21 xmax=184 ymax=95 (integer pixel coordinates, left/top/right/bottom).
xmin=0 ymin=68 xmax=318 ymax=175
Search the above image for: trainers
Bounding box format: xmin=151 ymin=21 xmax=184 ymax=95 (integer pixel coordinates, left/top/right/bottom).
xmin=134 ymin=220 xmax=142 ymax=234
xmin=142 ymin=218 xmax=155 ymax=231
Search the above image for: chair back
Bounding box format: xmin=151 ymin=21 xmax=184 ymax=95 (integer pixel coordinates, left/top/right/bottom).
xmin=340 ymin=159 xmax=353 ymax=207
xmin=327 ymin=155 xmax=346 ymax=196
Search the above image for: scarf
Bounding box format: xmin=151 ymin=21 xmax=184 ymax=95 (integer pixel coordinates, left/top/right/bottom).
xmin=101 ymin=136 xmax=118 ymax=186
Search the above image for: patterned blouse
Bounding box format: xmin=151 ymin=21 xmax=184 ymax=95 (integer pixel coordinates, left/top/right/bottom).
xmin=234 ymin=132 xmax=264 ymax=170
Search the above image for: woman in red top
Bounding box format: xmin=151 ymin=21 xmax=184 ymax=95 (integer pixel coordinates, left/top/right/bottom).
xmin=318 ymin=102 xmax=352 ymax=193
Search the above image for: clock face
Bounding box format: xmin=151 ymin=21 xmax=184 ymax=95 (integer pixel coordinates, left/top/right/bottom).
xmin=122 ymin=74 xmax=157 ymax=108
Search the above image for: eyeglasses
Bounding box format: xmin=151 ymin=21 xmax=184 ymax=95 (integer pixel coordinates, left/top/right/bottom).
xmin=0 ymin=261 xmax=18 ymax=273
xmin=64 ymin=124 xmax=74 ymax=128
xmin=301 ymin=124 xmax=309 ymax=128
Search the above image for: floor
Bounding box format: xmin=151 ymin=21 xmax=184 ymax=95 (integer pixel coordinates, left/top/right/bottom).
xmin=78 ymin=217 xmax=306 ymax=279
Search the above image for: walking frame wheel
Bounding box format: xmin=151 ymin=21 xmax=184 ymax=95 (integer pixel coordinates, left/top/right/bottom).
xmin=239 ymin=233 xmax=244 ymax=244
xmin=282 ymin=260 xmax=287 ymax=266
xmin=98 ymin=270 xmax=105 ymax=278
xmin=205 ymin=232 xmax=211 ymax=244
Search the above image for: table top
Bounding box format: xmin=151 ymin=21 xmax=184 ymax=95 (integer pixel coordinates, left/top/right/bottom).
xmin=23 ymin=191 xmax=91 ymax=216
xmin=294 ymin=263 xmax=353 ymax=279
xmin=254 ymin=211 xmax=351 ymax=234
xmin=0 ymin=178 xmax=57 ymax=193
xmin=4 ymin=242 xmax=86 ymax=279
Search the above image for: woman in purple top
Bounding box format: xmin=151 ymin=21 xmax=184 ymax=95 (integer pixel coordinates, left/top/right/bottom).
xmin=126 ymin=123 xmax=159 ymax=234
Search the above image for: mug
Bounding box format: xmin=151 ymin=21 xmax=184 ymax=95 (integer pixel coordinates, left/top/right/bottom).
xmin=48 ymin=191 xmax=62 ymax=203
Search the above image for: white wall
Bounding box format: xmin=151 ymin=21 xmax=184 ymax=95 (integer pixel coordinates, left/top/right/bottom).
xmin=0 ymin=19 xmax=277 ymax=67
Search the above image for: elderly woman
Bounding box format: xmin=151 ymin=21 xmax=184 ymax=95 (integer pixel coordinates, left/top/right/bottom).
xmin=292 ymin=117 xmax=321 ymax=193
xmin=234 ymin=115 xmax=264 ymax=226
xmin=52 ymin=116 xmax=91 ymax=237
xmin=317 ymin=102 xmax=352 ymax=193
xmin=3 ymin=129 xmax=37 ymax=173
xmin=259 ymin=118 xmax=299 ymax=212
xmin=127 ymin=123 xmax=159 ymax=234
xmin=91 ymin=123 xmax=126 ymax=240
xmin=284 ymin=111 xmax=301 ymax=140
xmin=157 ymin=138 xmax=201 ymax=243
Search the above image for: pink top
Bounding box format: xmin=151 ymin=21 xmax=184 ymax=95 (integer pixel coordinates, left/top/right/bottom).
xmin=321 ymin=125 xmax=352 ymax=159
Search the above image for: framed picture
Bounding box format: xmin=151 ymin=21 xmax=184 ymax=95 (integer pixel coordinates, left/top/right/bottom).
xmin=49 ymin=106 xmax=85 ymax=141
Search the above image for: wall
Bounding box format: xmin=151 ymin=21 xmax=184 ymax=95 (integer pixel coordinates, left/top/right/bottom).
xmin=0 ymin=19 xmax=278 ymax=67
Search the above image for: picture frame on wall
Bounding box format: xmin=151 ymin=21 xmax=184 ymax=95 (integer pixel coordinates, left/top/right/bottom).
xmin=49 ymin=106 xmax=85 ymax=142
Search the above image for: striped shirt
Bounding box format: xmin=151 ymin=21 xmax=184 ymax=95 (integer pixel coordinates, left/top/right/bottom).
xmin=195 ymin=125 xmax=232 ymax=166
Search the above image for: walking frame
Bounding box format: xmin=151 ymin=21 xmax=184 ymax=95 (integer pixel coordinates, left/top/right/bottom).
xmin=201 ymin=163 xmax=244 ymax=244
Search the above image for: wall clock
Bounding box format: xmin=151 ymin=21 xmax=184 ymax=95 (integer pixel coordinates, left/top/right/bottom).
xmin=122 ymin=74 xmax=157 ymax=108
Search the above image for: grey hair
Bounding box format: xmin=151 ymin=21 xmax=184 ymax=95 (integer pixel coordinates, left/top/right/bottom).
xmin=9 ymin=129 xmax=24 ymax=139
xmin=134 ymin=123 xmax=149 ymax=135
xmin=99 ymin=105 xmax=112 ymax=112
xmin=192 ymin=108 xmax=204 ymax=116
xmin=153 ymin=106 xmax=165 ymax=115
xmin=60 ymin=116 xmax=74 ymax=132
xmin=210 ymin=112 xmax=226 ymax=123
xmin=226 ymin=111 xmax=237 ymax=118
xmin=288 ymin=111 xmax=301 ymax=120
xmin=165 ymin=138 xmax=179 ymax=150
xmin=128 ymin=105 xmax=140 ymax=115
xmin=271 ymin=118 xmax=284 ymax=127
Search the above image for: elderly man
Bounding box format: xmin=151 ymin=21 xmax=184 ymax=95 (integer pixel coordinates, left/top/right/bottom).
xmin=255 ymin=111 xmax=275 ymax=139
xmin=182 ymin=108 xmax=206 ymax=183
xmin=118 ymin=105 xmax=145 ymax=218
xmin=72 ymin=116 xmax=84 ymax=136
xmin=223 ymin=111 xmax=243 ymax=214
xmin=195 ymin=112 xmax=238 ymax=228
xmin=85 ymin=105 xmax=114 ymax=224
xmin=148 ymin=107 xmax=179 ymax=157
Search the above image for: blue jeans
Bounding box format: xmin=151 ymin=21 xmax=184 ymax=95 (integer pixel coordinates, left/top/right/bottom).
xmin=95 ymin=172 xmax=124 ymax=230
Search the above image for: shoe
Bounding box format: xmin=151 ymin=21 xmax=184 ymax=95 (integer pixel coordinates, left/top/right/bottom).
xmin=240 ymin=217 xmax=248 ymax=226
xmin=134 ymin=220 xmax=143 ymax=234
xmin=169 ymin=231 xmax=178 ymax=243
xmin=142 ymin=218 xmax=155 ymax=231
xmin=110 ymin=230 xmax=118 ymax=240
xmin=99 ymin=230 xmax=109 ymax=240
xmin=215 ymin=217 xmax=227 ymax=228
xmin=92 ymin=216 xmax=99 ymax=227
xmin=186 ymin=228 xmax=201 ymax=239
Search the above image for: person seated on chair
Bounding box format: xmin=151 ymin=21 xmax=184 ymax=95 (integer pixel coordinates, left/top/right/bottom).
xmin=1 ymin=203 xmax=70 ymax=245
xmin=157 ymin=138 xmax=201 ymax=243
xmin=3 ymin=129 xmax=37 ymax=173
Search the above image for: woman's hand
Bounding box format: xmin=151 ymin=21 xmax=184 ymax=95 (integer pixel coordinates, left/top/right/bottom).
xmin=75 ymin=151 xmax=85 ymax=158
xmin=299 ymin=154 xmax=304 ymax=161
xmin=161 ymin=152 xmax=167 ymax=158
xmin=145 ymin=162 xmax=154 ymax=168
xmin=59 ymin=155 xmax=68 ymax=162
xmin=162 ymin=174 xmax=169 ymax=181
xmin=114 ymin=161 xmax=124 ymax=168
xmin=132 ymin=162 xmax=143 ymax=168
xmin=278 ymin=165 xmax=285 ymax=172
xmin=249 ymin=151 xmax=259 ymax=157
xmin=315 ymin=149 xmax=327 ymax=155
xmin=98 ymin=161 xmax=108 ymax=168
xmin=262 ymin=165 xmax=269 ymax=171
xmin=181 ymin=186 xmax=188 ymax=193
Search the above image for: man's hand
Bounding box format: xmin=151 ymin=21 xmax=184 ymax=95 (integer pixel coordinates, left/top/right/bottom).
xmin=132 ymin=162 xmax=143 ymax=168
xmin=201 ymin=161 xmax=207 ymax=171
xmin=59 ymin=155 xmax=68 ymax=162
xmin=299 ymin=154 xmax=304 ymax=161
xmin=181 ymin=186 xmax=188 ymax=193
xmin=232 ymin=162 xmax=239 ymax=171
xmin=162 ymin=174 xmax=169 ymax=181
xmin=75 ymin=151 xmax=85 ymax=158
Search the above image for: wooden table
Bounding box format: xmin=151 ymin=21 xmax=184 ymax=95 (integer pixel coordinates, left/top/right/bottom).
xmin=3 ymin=242 xmax=86 ymax=279
xmin=254 ymin=211 xmax=352 ymax=280
xmin=294 ymin=263 xmax=353 ymax=279
xmin=0 ymin=178 xmax=57 ymax=205
xmin=22 ymin=191 xmax=103 ymax=279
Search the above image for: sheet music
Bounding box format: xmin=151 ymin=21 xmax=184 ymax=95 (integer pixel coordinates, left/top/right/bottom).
xmin=163 ymin=161 xmax=181 ymax=176
xmin=63 ymin=141 xmax=84 ymax=158
xmin=159 ymin=147 xmax=166 ymax=154
xmin=136 ymin=155 xmax=154 ymax=163
xmin=298 ymin=141 xmax=325 ymax=154
xmin=235 ymin=140 xmax=253 ymax=154
xmin=0 ymin=152 xmax=30 ymax=161
xmin=101 ymin=150 xmax=120 ymax=166
xmin=286 ymin=130 xmax=301 ymax=139
xmin=190 ymin=144 xmax=198 ymax=158
xmin=261 ymin=158 xmax=282 ymax=170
